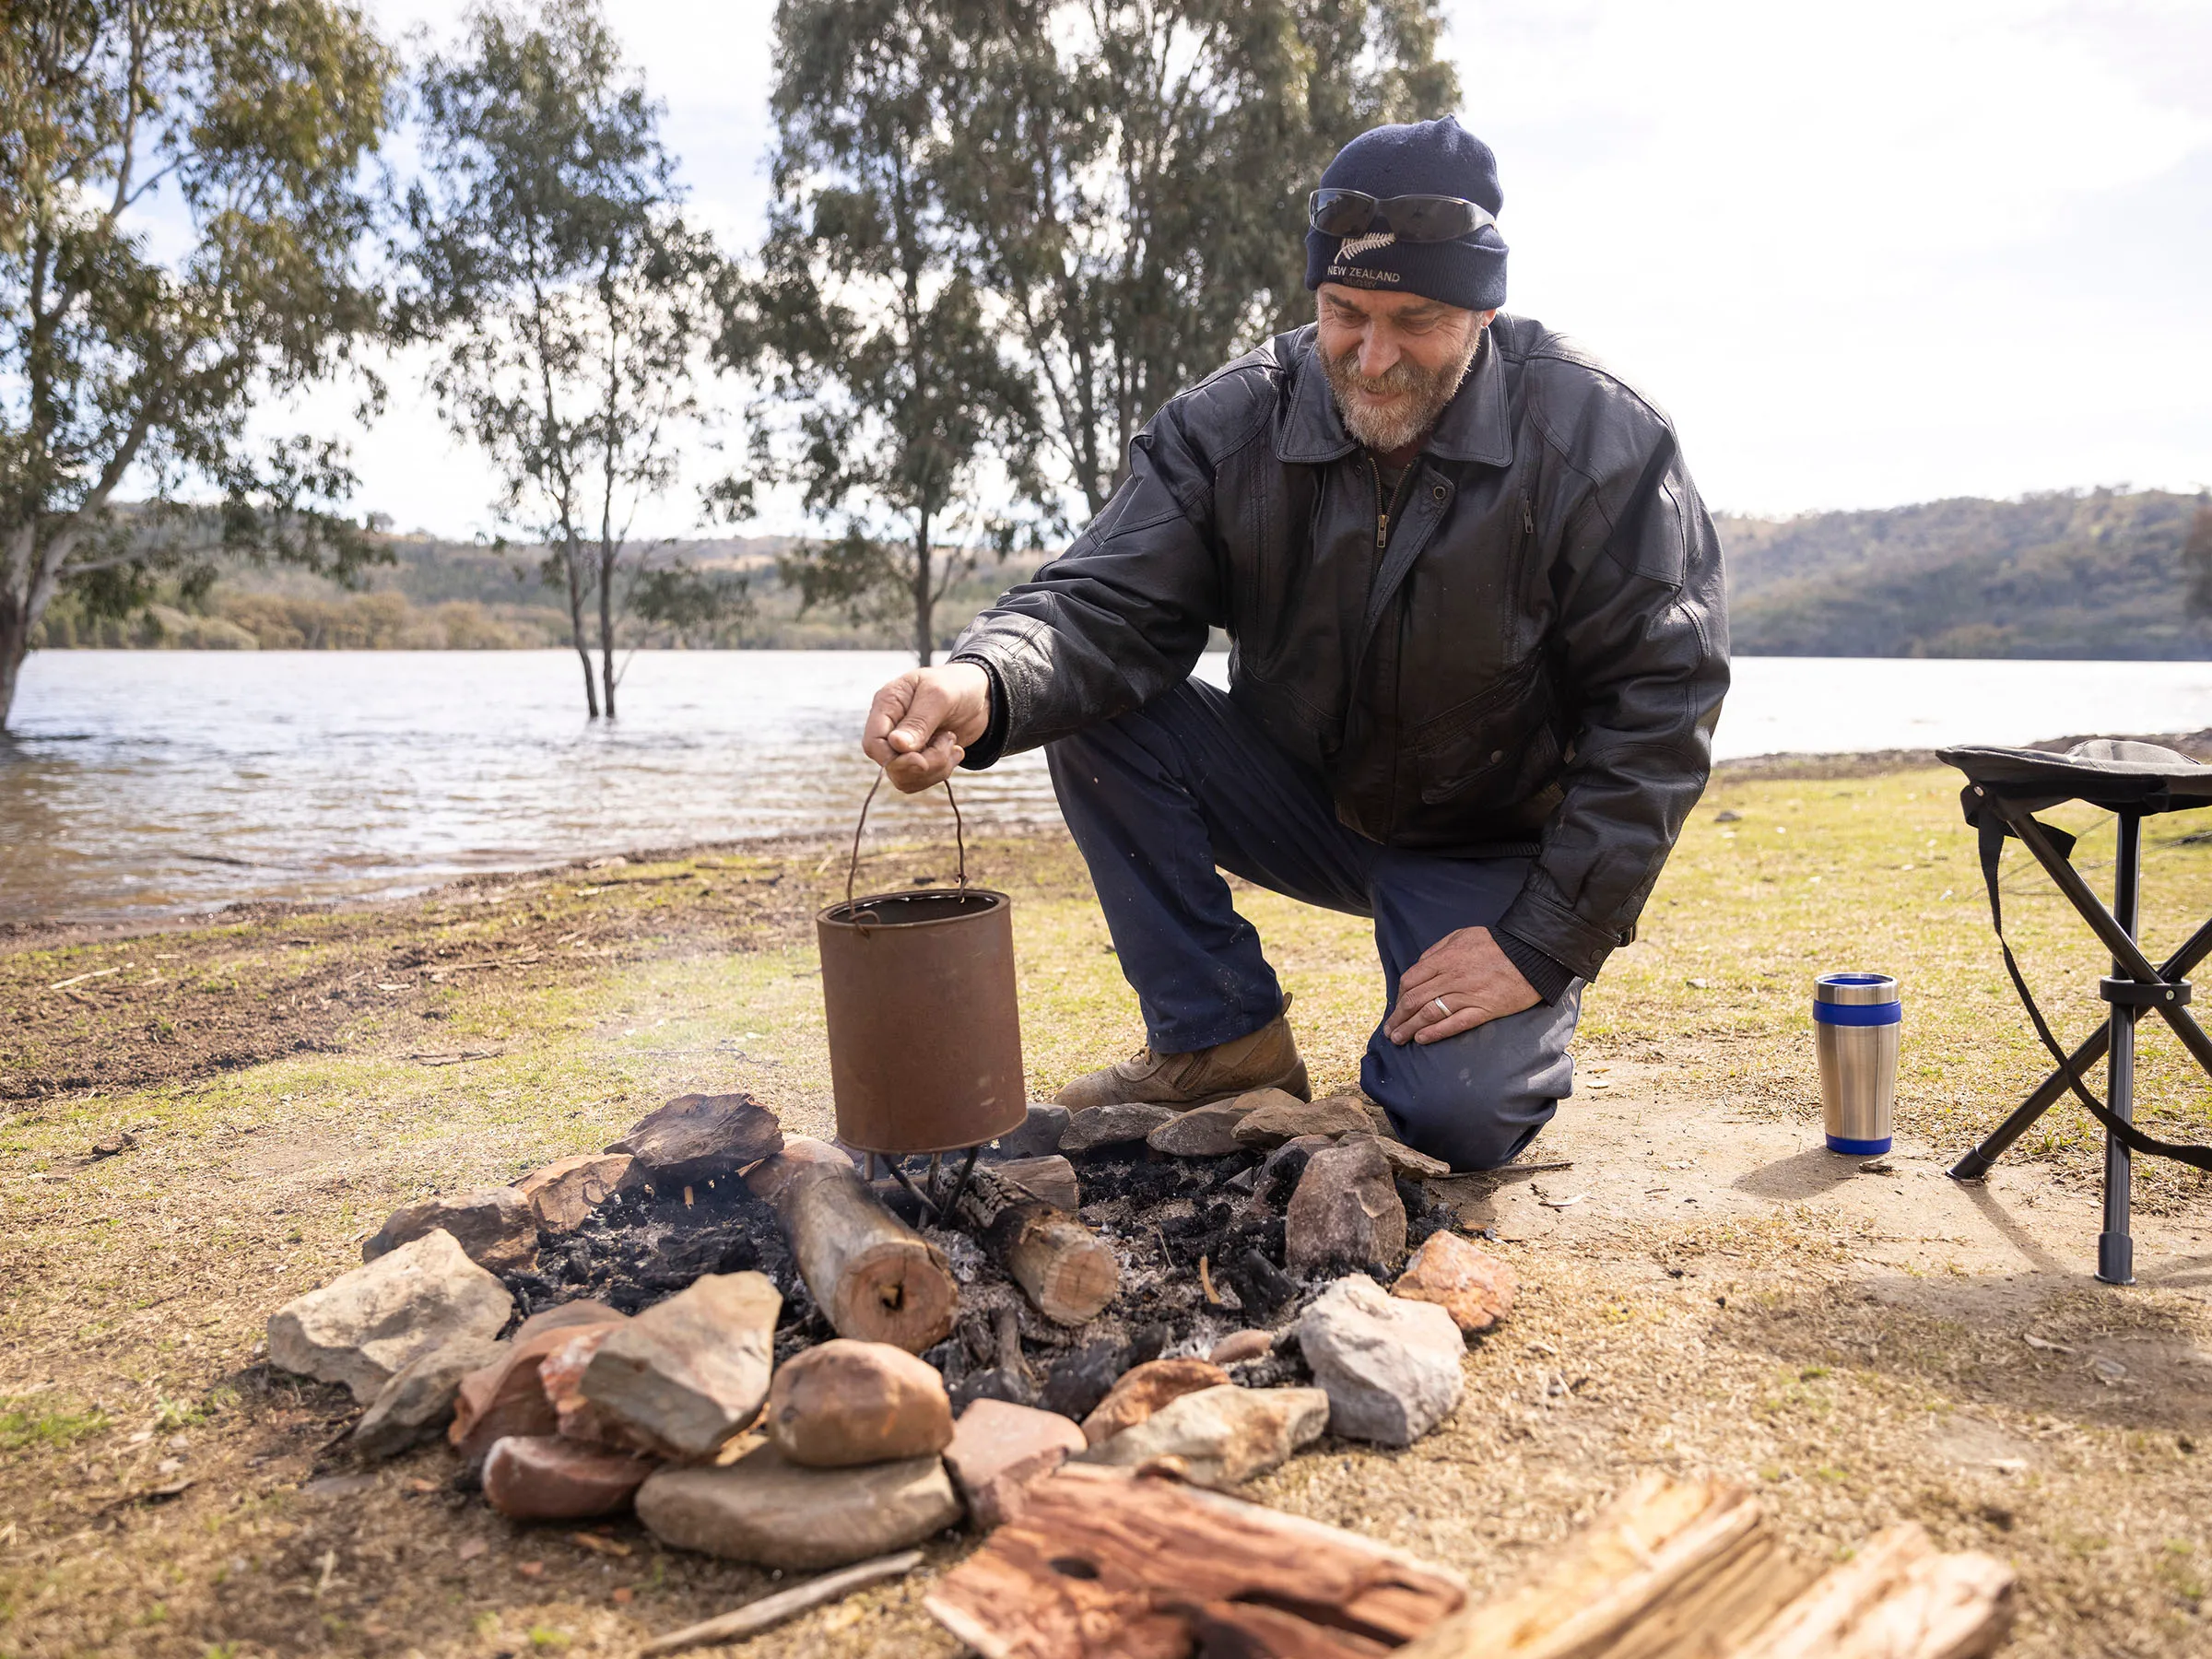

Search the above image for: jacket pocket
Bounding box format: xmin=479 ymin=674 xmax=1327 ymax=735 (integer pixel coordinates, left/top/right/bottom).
xmin=1410 ymin=663 xmax=1565 ymax=810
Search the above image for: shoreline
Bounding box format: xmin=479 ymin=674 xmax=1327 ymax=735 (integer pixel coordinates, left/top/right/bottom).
xmin=12 ymin=729 xmax=2212 ymax=943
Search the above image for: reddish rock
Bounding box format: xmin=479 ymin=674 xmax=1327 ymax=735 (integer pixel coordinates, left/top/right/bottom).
xmin=450 ymin=1301 xmax=626 ymax=1465
xmin=481 ymin=1434 xmax=655 ymax=1520
xmin=516 ymin=1154 xmax=631 ymax=1232
xmin=1391 ymin=1231 xmax=1517 ymax=1334
xmin=1207 ymin=1329 xmax=1276 ymax=1367
xmin=944 ymin=1398 xmax=1088 ymax=1530
xmin=580 ymin=1272 xmax=780 ymax=1458
xmin=363 ymin=1187 xmax=539 ymax=1276
xmin=1080 ymin=1357 xmax=1232 ymax=1447
xmin=1284 ymin=1136 xmax=1406 ymax=1272
xmin=767 ymin=1339 xmax=954 ymax=1469
xmin=537 ymin=1324 xmax=642 ymax=1448
xmin=608 ymin=1093 xmax=782 ymax=1190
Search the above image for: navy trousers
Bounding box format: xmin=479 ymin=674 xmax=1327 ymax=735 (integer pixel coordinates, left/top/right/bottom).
xmin=1046 ymin=677 xmax=1582 ymax=1171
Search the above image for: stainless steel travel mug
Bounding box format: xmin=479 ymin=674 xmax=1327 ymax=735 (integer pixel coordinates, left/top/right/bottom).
xmin=1815 ymin=972 xmax=1900 ymax=1154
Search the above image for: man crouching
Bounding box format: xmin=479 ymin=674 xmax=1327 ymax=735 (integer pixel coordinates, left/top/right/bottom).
xmin=858 ymin=115 xmax=1728 ymax=1172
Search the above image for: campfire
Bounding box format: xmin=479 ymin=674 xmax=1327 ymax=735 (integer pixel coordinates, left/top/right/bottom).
xmin=265 ymin=1088 xmax=2018 ymax=1656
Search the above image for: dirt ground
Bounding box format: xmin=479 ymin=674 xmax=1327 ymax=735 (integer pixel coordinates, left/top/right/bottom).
xmin=2 ymin=767 xmax=2208 ymax=1658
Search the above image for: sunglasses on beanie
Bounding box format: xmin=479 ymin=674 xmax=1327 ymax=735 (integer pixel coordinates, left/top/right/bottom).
xmin=1308 ymin=189 xmax=1498 ymax=242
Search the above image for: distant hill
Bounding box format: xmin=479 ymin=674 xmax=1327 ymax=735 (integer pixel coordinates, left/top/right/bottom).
xmin=34 ymin=488 xmax=2212 ymax=659
xmin=1720 ymin=489 xmax=2211 ymax=658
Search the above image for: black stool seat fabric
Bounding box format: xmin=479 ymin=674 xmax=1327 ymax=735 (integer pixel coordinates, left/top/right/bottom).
xmin=1939 ymin=738 xmax=2212 ymax=818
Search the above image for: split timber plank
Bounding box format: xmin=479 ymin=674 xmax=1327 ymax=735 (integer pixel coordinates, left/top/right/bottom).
xmin=924 ymin=1464 xmax=1466 ymax=1659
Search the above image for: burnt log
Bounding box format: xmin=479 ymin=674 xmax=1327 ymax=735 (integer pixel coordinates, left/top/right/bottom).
xmin=993 ymin=1155 xmax=1079 ymax=1212
xmin=951 ymin=1163 xmax=1118 ymax=1327
xmin=745 ymin=1137 xmax=959 ymax=1353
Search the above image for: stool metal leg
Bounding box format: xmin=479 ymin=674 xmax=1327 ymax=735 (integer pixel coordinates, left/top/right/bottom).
xmin=2099 ymin=811 xmax=2141 ymax=1286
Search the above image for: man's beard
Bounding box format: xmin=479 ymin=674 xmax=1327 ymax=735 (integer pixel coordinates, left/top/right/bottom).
xmin=1322 ymin=325 xmax=1481 ymax=454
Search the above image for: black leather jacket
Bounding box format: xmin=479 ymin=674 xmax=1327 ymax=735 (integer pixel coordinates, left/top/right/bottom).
xmin=951 ymin=313 xmax=1728 ymax=983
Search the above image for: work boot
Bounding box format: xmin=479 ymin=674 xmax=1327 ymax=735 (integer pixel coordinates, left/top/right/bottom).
xmin=1053 ymin=998 xmax=1311 ymax=1112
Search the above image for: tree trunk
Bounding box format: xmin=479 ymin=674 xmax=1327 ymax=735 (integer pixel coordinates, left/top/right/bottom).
xmin=745 ymin=1136 xmax=960 ymax=1352
xmin=562 ymin=535 xmax=599 ymax=719
xmin=597 ymin=535 xmax=618 ymax=719
xmin=912 ymin=512 xmax=933 ymax=666
xmin=0 ymin=594 xmax=29 ymax=735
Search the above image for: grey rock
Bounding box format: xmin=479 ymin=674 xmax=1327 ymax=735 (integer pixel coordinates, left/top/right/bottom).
xmin=1232 ymin=1092 xmax=1377 ymax=1150
xmin=1374 ymin=1138 xmax=1452 ymax=1181
xmin=1254 ymin=1134 xmax=1338 ymax=1207
xmin=1297 ymin=1275 xmax=1465 ymax=1445
xmin=579 ymin=1271 xmax=779 ymax=1458
xmin=1060 ymin=1101 xmax=1178 ymax=1154
xmin=1146 ymin=1100 xmax=1257 ymax=1159
xmin=609 ymin=1092 xmax=782 ymax=1190
xmin=993 ymin=1103 xmax=1070 ymax=1159
xmin=352 ymin=1334 xmax=508 ymax=1459
xmin=363 ymin=1187 xmax=538 ymax=1275
xmin=636 ymin=1445 xmax=959 ymax=1571
xmin=1285 ymin=1136 xmax=1407 ymax=1271
xmin=268 ymin=1230 xmax=512 ymax=1404
xmin=1079 ymin=1383 xmax=1329 ymax=1488
xmin=1035 ymin=1339 xmax=1128 ymax=1419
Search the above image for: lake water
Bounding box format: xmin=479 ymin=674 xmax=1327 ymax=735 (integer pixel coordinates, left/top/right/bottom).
xmin=7 ymin=649 xmax=2212 ymax=924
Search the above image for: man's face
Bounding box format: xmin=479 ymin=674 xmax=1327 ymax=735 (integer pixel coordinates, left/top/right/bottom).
xmin=1315 ymin=283 xmax=1493 ymax=454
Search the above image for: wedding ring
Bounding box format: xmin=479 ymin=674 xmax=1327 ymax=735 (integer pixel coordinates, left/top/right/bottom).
xmin=1430 ymin=996 xmax=1451 ymax=1018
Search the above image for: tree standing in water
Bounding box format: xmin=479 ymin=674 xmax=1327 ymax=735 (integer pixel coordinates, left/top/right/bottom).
xmin=0 ymin=0 xmax=395 ymax=734
xmin=723 ymin=0 xmax=1047 ymax=668
xmin=402 ymin=0 xmax=724 ymax=718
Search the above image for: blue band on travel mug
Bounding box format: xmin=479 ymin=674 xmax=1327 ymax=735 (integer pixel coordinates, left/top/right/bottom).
xmin=1825 ymin=1134 xmax=1893 ymax=1156
xmin=1812 ymin=999 xmax=1902 ymax=1027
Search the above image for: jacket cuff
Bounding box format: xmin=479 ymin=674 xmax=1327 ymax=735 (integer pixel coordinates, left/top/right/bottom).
xmin=951 ymin=655 xmax=1009 ymax=771
xmin=1492 ymin=926 xmax=1577 ymax=1004
xmin=1495 ymin=888 xmax=1621 ymax=983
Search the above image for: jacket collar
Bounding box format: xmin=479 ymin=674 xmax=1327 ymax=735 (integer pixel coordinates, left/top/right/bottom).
xmin=1276 ymin=322 xmax=1513 ymax=469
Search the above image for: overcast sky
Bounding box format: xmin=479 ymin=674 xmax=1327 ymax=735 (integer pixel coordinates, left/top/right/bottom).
xmin=335 ymin=0 xmax=2212 ymax=537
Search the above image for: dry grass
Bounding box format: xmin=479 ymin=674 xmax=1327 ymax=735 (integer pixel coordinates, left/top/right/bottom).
xmin=1 ymin=766 xmax=2207 ymax=1657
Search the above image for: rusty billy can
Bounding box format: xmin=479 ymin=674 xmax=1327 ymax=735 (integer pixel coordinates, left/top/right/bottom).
xmin=817 ymin=776 xmax=1028 ymax=1155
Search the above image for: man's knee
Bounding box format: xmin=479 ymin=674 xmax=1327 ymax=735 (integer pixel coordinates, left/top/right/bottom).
xmin=1360 ymin=1022 xmax=1572 ymax=1172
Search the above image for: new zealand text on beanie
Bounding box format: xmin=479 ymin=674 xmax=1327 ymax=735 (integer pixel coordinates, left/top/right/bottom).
xmin=1304 ymin=115 xmax=1508 ymax=312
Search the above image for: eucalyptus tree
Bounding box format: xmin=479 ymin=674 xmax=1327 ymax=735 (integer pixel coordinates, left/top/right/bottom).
xmin=724 ymin=0 xmax=1049 ymax=667
xmin=947 ymin=0 xmax=1458 ymax=514
xmin=0 ymin=0 xmax=396 ymax=732
xmin=402 ymin=0 xmax=725 ymax=718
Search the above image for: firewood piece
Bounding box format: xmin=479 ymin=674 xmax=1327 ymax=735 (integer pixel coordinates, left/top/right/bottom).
xmin=745 ymin=1136 xmax=959 ymax=1353
xmin=951 ymin=1163 xmax=1118 ymax=1327
xmin=994 ymin=1155 xmax=1079 ymax=1212
xmin=639 ymin=1548 xmax=924 ymax=1655
xmin=1397 ymin=1471 xmax=1803 ymax=1659
xmin=924 ymin=1463 xmax=1465 ymax=1659
xmin=1734 ymin=1524 xmax=2015 ymax=1659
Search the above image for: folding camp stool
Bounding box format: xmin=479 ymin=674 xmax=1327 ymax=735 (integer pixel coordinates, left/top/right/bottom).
xmin=1938 ymin=739 xmax=2212 ymax=1286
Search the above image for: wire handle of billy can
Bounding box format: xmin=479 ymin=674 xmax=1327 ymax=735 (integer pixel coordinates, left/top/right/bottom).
xmin=846 ymin=771 xmax=969 ymax=915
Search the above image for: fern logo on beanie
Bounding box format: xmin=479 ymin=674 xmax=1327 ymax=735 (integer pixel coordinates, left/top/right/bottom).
xmin=1336 ymin=230 xmax=1397 ymax=262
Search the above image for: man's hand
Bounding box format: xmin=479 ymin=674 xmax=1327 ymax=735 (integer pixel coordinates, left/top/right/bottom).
xmin=862 ymin=663 xmax=993 ymax=793
xmin=1384 ymin=925 xmax=1539 ymax=1045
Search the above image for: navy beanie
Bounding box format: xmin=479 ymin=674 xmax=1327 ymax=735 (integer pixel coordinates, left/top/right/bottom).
xmin=1304 ymin=115 xmax=1507 ymax=312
